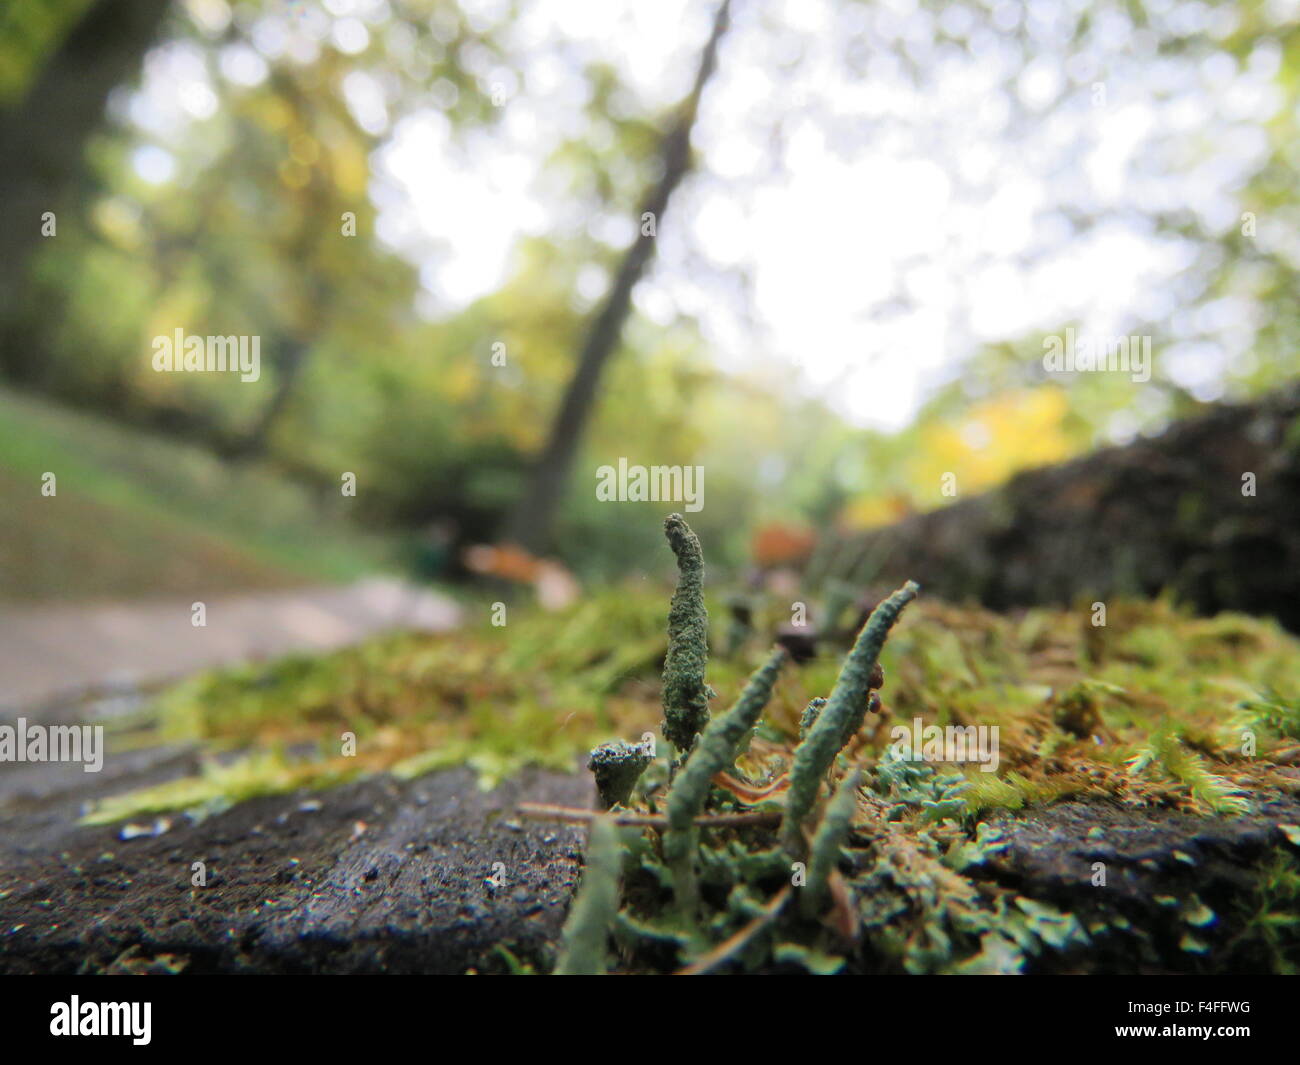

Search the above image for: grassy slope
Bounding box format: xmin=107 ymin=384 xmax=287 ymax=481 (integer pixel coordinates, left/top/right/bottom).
xmin=0 ymin=389 xmax=398 ymax=601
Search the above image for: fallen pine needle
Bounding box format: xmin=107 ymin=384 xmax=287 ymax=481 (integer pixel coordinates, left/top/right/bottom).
xmin=675 ymin=886 xmax=793 ymax=975
xmin=711 ymin=771 xmax=789 ymax=805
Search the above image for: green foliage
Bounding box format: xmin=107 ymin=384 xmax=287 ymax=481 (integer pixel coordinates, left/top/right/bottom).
xmin=0 ymin=389 xmax=391 ymax=597
xmin=7 ymin=0 xmax=1300 ymax=584
xmin=0 ymin=0 xmax=90 ymax=103
xmin=1235 ymin=689 xmax=1300 ymax=742
xmin=1125 ymin=725 xmax=1251 ymax=817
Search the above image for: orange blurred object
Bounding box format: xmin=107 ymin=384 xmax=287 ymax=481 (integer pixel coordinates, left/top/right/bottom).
xmin=751 ymin=522 xmax=816 ymax=569
xmin=463 ymin=543 xmax=544 ymax=583
xmin=462 ymin=543 xmax=580 ymax=610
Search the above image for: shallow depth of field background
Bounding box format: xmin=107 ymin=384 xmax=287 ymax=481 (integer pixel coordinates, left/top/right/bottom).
xmin=0 ymin=0 xmax=1296 ymax=601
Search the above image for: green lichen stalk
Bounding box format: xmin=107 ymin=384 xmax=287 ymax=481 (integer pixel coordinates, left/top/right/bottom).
xmin=799 ymin=698 xmax=827 ymax=740
xmin=667 ymin=647 xmax=789 ymax=828
xmin=665 ymin=646 xmax=789 ymax=915
xmin=782 ymin=580 xmax=919 ymax=855
xmin=661 ymin=513 xmax=714 ymax=755
xmin=554 ymin=816 xmax=622 ymax=975
xmin=801 ymin=769 xmax=861 ymax=917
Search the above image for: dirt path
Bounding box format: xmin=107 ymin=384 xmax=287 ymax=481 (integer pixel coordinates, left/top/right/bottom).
xmin=0 ymin=578 xmax=461 ymax=710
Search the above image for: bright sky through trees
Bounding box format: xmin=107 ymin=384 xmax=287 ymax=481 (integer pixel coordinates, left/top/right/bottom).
xmin=125 ymin=0 xmax=1296 ymax=433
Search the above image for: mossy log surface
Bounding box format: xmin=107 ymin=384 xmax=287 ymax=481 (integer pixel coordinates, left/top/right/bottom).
xmin=4 ymin=524 xmax=1299 ymax=973
xmin=2 ymin=737 xmax=1294 ymax=973
xmin=852 ymin=386 xmax=1300 ymax=632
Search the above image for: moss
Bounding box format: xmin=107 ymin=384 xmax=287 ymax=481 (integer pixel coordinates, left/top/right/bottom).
xmin=1228 ymin=850 xmax=1300 ymax=973
xmin=1125 ymin=725 xmax=1251 ymax=816
xmin=1234 ymin=689 xmax=1300 ymax=742
xmin=79 ymin=585 xmax=675 ymax=822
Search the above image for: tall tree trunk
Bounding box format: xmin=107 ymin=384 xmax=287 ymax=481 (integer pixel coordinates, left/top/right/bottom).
xmin=0 ymin=0 xmax=172 ymax=378
xmin=506 ymin=0 xmax=734 ymax=554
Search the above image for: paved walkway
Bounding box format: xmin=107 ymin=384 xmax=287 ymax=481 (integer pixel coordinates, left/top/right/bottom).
xmin=0 ymin=578 xmax=461 ymax=709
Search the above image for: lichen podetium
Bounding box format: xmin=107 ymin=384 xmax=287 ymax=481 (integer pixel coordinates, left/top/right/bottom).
xmin=588 ymin=739 xmax=654 ymax=809
xmin=664 ymin=646 xmax=788 ymax=915
xmin=781 ymin=580 xmax=919 ymax=855
xmin=661 ymin=513 xmax=715 ymax=756
xmin=554 ymin=815 xmax=622 ymax=975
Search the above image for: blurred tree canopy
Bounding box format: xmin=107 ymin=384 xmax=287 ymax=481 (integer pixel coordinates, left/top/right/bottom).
xmin=0 ymin=0 xmax=1296 ymax=578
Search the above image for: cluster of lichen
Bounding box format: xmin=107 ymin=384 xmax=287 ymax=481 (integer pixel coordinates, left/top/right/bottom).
xmin=556 ymin=516 xmax=1300 ymax=975
xmin=73 ymin=513 xmax=1300 ymax=974
xmin=558 ymin=514 xmax=922 ymax=974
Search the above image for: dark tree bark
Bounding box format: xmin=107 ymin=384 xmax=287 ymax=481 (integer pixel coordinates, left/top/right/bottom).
xmin=506 ymin=0 xmax=734 ymax=554
xmin=846 ymin=386 xmax=1300 ymax=632
xmin=0 ymin=0 xmax=173 ymax=378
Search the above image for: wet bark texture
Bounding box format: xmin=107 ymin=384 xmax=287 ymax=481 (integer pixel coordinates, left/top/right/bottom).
xmin=0 ymin=726 xmax=591 ymax=974
xmin=850 ymin=386 xmax=1300 ymax=632
xmin=2 ymin=684 xmax=1297 ymax=973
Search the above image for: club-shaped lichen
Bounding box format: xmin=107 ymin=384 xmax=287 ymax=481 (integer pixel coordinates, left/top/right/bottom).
xmin=664 ymin=646 xmax=788 ymax=914
xmin=802 ymin=768 xmax=860 ymax=917
xmin=562 ymin=516 xmax=919 ymax=974
xmin=781 ymin=580 xmax=919 ymax=855
xmin=661 ymin=513 xmax=715 ymax=755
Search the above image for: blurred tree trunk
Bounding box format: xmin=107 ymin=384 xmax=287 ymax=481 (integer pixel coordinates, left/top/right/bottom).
xmin=506 ymin=0 xmax=733 ymax=554
xmin=845 ymin=386 xmax=1300 ymax=633
xmin=227 ymin=71 xmax=334 ymax=461
xmin=225 ymin=338 xmax=310 ymax=459
xmin=0 ymin=0 xmax=172 ymax=379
